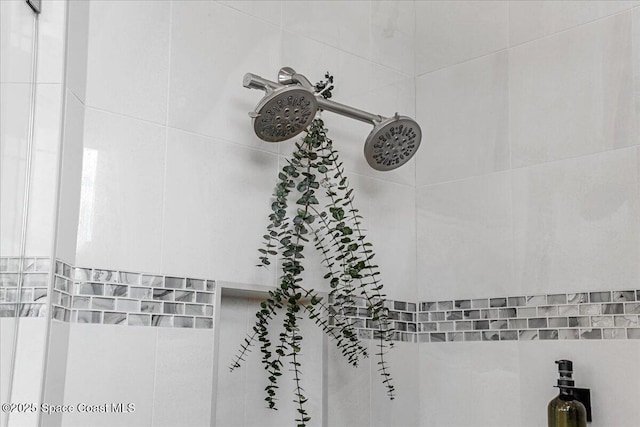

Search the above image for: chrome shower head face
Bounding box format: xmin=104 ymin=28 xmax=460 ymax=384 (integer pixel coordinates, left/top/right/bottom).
xmin=364 ymin=116 xmax=422 ymax=171
xmin=252 ymin=86 xmax=318 ymax=143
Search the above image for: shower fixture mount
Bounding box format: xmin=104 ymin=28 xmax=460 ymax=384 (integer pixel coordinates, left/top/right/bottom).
xmin=243 ymin=67 xmax=422 ymax=171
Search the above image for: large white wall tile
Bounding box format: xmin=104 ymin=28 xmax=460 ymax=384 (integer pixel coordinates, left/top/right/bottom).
xmin=371 ymin=1 xmax=415 ymax=75
xmin=417 ymin=172 xmax=514 ymax=301
xmin=416 ymin=52 xmax=509 ymax=185
xmin=41 ymin=321 xmax=70 ymax=427
xmin=415 ymin=1 xmax=509 ymax=74
xmin=161 ymin=129 xmax=277 ymax=286
xmin=152 ymin=328 xmax=214 ymax=427
xmin=282 ymin=1 xmax=371 ymax=60
xmin=10 ymin=318 xmax=47 ymax=427
xmin=519 ymin=341 xmax=640 ymax=427
xmin=370 ymin=342 xmax=418 ymax=427
xmin=0 ymin=0 xmax=35 ymax=83
xmin=420 ymin=342 xmax=521 ymax=427
xmin=326 ymin=341 xmax=370 ymax=427
xmin=85 ymin=0 xmax=170 ymax=124
xmin=281 ymin=33 xmax=410 ymax=102
xmin=63 ymin=324 xmax=157 ymax=427
xmin=634 ymin=8 xmax=640 ymax=142
xmin=36 ymin=0 xmax=66 ymax=84
xmin=512 ymin=148 xmax=640 ymax=295
xmin=168 ymin=1 xmax=281 ymax=150
xmin=25 ymin=83 xmax=63 ymax=256
xmin=215 ymin=295 xmax=248 ymax=427
xmin=0 ymin=83 xmax=30 ymax=255
xmin=510 ymin=1 xmax=632 ymax=46
xmin=76 ymin=108 xmax=166 ymax=273
xmin=65 ymin=0 xmax=90 ymax=102
xmin=0 ymin=319 xmax=15 ymax=427
xmin=510 ymin=13 xmax=636 ymax=167
xmin=56 ymin=91 xmax=85 ymax=264
xmin=348 ymin=174 xmax=416 ymax=302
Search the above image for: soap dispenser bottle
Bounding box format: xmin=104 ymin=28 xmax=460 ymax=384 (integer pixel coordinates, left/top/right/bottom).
xmin=547 ymin=360 xmax=587 ymax=427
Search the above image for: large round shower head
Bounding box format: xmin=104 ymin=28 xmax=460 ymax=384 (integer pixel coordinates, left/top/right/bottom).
xmin=364 ymin=115 xmax=422 ymax=171
xmin=251 ymin=85 xmax=318 ymax=143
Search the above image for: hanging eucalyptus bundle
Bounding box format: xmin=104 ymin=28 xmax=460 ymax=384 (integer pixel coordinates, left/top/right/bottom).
xmin=230 ymin=75 xmax=395 ymax=427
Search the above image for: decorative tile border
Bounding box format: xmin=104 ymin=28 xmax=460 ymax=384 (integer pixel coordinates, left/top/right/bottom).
xmin=338 ymin=291 xmax=640 ymax=343
xmin=3 ymin=257 xmax=640 ymax=340
xmin=330 ymin=297 xmax=418 ymax=343
xmin=0 ymin=256 xmax=50 ymax=318
xmin=51 ymin=260 xmax=216 ymax=329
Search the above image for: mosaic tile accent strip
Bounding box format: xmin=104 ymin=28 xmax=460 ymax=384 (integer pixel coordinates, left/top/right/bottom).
xmin=328 ymin=296 xmax=417 ymax=343
xmin=332 ymin=290 xmax=640 ymax=343
xmin=50 ymin=260 xmax=216 ymax=329
xmin=4 ymin=258 xmax=640 ymax=341
xmin=0 ymin=256 xmax=51 ymax=318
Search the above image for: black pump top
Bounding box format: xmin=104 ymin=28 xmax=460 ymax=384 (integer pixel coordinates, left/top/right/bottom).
xmin=555 ymin=359 xmax=575 ymax=388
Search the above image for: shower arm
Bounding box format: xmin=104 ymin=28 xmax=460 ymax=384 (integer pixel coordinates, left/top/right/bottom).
xmin=243 ymin=72 xmax=384 ymax=126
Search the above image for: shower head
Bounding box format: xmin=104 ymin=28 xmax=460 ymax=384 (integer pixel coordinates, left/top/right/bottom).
xmin=243 ymin=68 xmax=422 ymax=170
xmin=364 ymin=115 xmax=421 ymax=171
xmin=250 ymin=85 xmax=318 ymax=143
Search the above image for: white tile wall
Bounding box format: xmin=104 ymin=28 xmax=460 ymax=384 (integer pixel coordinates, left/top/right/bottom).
xmin=65 ymin=0 xmax=90 ymax=102
xmin=509 ymin=12 xmax=636 ymax=167
xmin=416 ymin=51 xmax=509 ymax=185
xmin=63 ymin=324 xmax=158 ymax=427
xmin=415 ymin=1 xmax=509 ymax=75
xmin=0 ymin=319 xmax=15 ymax=427
xmin=168 ymin=1 xmax=281 ymax=150
xmin=85 ymin=0 xmax=171 ymax=124
xmin=282 ymin=1 xmax=370 ymax=61
xmin=0 ymin=0 xmax=35 ymax=83
xmin=419 ymin=342 xmax=521 ymax=427
xmin=55 ymin=90 xmax=85 ymax=264
xmin=512 ymin=148 xmax=640 ymax=295
xmin=634 ymin=8 xmax=640 ymax=140
xmin=218 ymin=0 xmax=282 ymax=26
xmin=0 ymin=83 xmax=30 ymax=255
xmin=414 ymin=4 xmax=640 ymax=425
xmin=417 ymin=171 xmax=514 ymax=302
xmin=371 ymin=1 xmax=415 ymax=75
xmin=348 ymin=174 xmax=416 ymax=302
xmin=214 ymin=295 xmax=247 ymax=426
xmin=326 ymin=340 xmax=371 ymax=427
xmin=509 ymin=1 xmax=632 ymax=46
xmin=10 ymin=318 xmax=48 ymax=427
xmin=77 ymin=108 xmax=166 ymax=273
xmin=25 ymin=83 xmax=63 ymax=256
xmin=152 ymin=328 xmax=215 ymax=427
xmin=161 ymin=128 xmax=278 ymax=286
xmin=36 ymin=0 xmax=67 ymax=84
xmin=41 ymin=321 xmax=70 ymax=427
xmin=370 ymin=341 xmax=419 ymax=427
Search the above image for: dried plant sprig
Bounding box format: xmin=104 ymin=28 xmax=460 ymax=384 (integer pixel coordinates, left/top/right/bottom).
xmin=231 ymin=76 xmax=395 ymax=426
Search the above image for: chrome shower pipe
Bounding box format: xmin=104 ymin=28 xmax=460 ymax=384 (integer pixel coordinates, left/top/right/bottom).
xmin=243 ymin=70 xmax=384 ymax=125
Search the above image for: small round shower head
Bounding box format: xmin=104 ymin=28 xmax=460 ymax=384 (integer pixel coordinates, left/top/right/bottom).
xmin=364 ymin=115 xmax=422 ymax=171
xmin=251 ymin=85 xmax=318 ymax=143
